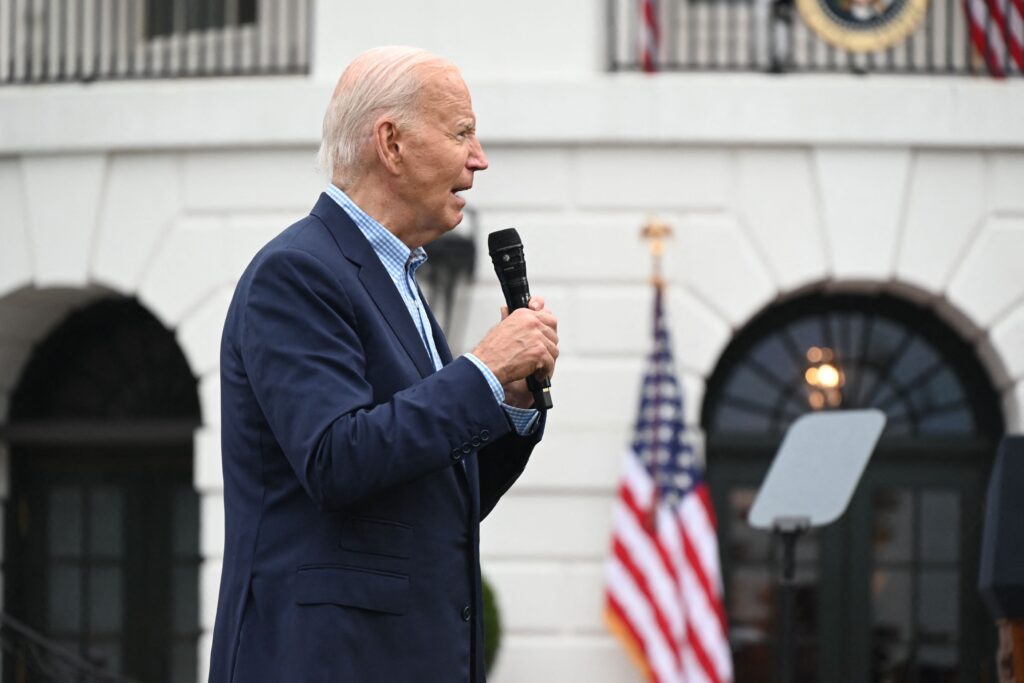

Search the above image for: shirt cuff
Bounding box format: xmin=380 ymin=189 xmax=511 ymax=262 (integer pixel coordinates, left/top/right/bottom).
xmin=463 ymin=352 xmax=504 ymax=403
xmin=462 ymin=353 xmax=541 ymax=436
xmin=503 ymin=404 xmax=541 ymax=435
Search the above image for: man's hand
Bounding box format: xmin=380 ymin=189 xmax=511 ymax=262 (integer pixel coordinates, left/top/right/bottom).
xmin=472 ymin=297 xmax=558 ymax=408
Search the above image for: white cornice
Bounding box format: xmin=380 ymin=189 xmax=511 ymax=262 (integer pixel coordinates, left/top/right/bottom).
xmin=1 ymin=73 xmax=1023 ymax=153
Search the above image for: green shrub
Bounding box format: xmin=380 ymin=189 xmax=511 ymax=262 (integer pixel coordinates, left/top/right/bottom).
xmin=482 ymin=573 xmax=502 ymax=674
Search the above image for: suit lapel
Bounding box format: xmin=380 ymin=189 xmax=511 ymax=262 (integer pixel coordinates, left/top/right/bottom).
xmin=311 ymin=194 xmax=435 ymax=380
xmin=312 ymin=193 xmax=478 ymax=515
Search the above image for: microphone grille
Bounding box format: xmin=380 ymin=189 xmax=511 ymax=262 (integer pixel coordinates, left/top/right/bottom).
xmin=487 ymin=228 xmax=521 ymax=253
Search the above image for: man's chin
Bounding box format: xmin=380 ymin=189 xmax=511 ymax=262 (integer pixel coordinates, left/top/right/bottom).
xmin=443 ymin=210 xmax=464 ymax=231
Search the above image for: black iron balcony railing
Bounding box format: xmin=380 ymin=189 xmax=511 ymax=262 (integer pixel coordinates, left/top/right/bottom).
xmin=1 ymin=611 xmax=141 ymax=682
xmin=2 ymin=0 xmax=311 ymax=84
xmin=609 ymin=0 xmax=1019 ymax=75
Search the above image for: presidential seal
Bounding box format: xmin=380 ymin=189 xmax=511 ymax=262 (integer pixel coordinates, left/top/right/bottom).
xmin=797 ymin=0 xmax=929 ymax=51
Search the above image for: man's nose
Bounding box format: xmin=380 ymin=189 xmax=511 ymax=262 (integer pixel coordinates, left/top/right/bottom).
xmin=468 ymin=137 xmax=488 ymax=171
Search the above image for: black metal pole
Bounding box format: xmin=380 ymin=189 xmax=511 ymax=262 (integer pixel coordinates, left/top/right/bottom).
xmin=778 ymin=528 xmax=798 ymax=683
xmin=769 ymin=0 xmax=793 ymax=73
xmin=773 ymin=517 xmax=808 ymax=683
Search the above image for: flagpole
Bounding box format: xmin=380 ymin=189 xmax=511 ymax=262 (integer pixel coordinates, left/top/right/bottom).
xmin=640 ymin=215 xmax=672 ymax=291
xmin=639 ymin=215 xmax=672 ymax=522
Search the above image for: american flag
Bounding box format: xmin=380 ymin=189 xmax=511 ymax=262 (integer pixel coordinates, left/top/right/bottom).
xmin=605 ymin=286 xmax=733 ymax=683
xmin=965 ymin=0 xmax=1024 ymax=76
xmin=640 ymin=0 xmax=661 ymax=72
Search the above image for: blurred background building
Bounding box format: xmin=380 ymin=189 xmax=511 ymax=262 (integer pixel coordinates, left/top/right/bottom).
xmin=0 ymin=1 xmax=1022 ymax=681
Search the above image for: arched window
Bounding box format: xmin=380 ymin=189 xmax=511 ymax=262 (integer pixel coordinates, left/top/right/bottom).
xmin=4 ymin=298 xmax=201 ymax=682
xmin=702 ymin=292 xmax=1003 ymax=683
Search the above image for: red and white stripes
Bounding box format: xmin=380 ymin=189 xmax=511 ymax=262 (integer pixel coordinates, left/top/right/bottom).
xmin=640 ymin=0 xmax=661 ymax=72
xmin=965 ymin=0 xmax=1024 ymax=76
xmin=606 ymin=454 xmax=733 ymax=683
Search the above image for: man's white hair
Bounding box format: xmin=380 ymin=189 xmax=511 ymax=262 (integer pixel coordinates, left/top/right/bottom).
xmin=318 ymin=46 xmax=449 ymax=186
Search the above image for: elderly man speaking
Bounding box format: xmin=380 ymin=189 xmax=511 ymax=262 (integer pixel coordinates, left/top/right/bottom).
xmin=208 ymin=47 xmax=558 ymax=682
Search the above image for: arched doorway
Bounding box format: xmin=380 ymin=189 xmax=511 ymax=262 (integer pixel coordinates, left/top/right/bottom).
xmin=3 ymin=297 xmax=201 ymax=682
xmin=701 ymin=292 xmax=1003 ymax=682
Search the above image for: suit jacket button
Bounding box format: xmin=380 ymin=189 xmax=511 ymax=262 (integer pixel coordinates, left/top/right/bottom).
xmin=461 ymin=443 xmax=472 ymax=454
xmin=480 ymin=429 xmax=490 ymax=441
xmin=471 ymin=437 xmax=481 ymax=448
xmin=461 ymin=605 xmax=472 ymax=622
xmin=451 ymin=449 xmax=462 ymax=462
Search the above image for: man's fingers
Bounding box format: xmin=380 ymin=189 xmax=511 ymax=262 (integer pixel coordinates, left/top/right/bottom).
xmin=536 ymin=346 xmax=557 ymax=379
xmin=528 ymin=296 xmax=545 ymax=311
xmin=538 ymin=324 xmax=558 ymax=345
xmin=535 ymin=308 xmax=558 ymax=331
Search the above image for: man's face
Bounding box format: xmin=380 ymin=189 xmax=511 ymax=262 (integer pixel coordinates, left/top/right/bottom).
xmin=397 ymin=67 xmax=488 ymax=245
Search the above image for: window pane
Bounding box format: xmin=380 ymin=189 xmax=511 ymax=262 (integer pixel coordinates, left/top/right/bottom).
xmin=48 ymin=486 xmax=83 ymax=557
xmin=873 ymin=641 xmax=911 ymax=682
xmin=172 ymin=640 xmax=199 ymax=683
xmin=172 ymin=565 xmax=199 ymax=632
xmin=750 ymin=335 xmax=803 ymax=387
xmin=730 ymin=565 xmax=773 ymax=625
xmin=173 ymin=485 xmax=200 ymax=557
xmin=48 ymin=566 xmax=82 ymax=632
xmin=918 ymin=408 xmax=974 ymax=437
xmin=914 ymin=368 xmax=965 ymax=412
xmin=711 ymin=403 xmax=775 ymax=434
xmin=722 ymin=364 xmax=785 ymax=410
xmin=89 ymin=567 xmax=123 ymax=633
xmin=869 ymin=380 xmax=899 ymax=411
xmin=86 ymin=641 xmax=122 ymax=673
xmin=730 ymin=489 xmax=771 ymax=561
xmin=864 ymin=318 xmax=906 ymax=367
xmin=850 ymin=366 xmax=881 ymax=407
xmin=919 ymin=570 xmax=959 ymax=640
xmin=890 ymin=337 xmax=940 ymax=388
xmin=872 ymin=569 xmax=912 ymax=640
xmin=917 ymin=644 xmax=958 ymax=679
xmin=920 ymin=491 xmax=959 ymax=563
xmin=872 ymin=569 xmax=913 ymax=682
xmin=828 ymin=312 xmax=862 ymax=364
xmin=55 ymin=638 xmax=82 ymax=659
xmin=873 ymin=489 xmax=913 ymax=563
xmin=882 ymin=411 xmax=914 ymax=438
xmin=90 ymin=486 xmax=124 ymax=558
xmin=732 ymin=639 xmax=774 ymax=683
xmin=785 ymin=318 xmax=826 ymax=362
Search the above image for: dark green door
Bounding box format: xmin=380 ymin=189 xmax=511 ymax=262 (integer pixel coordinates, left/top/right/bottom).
xmin=710 ymin=449 xmax=996 ymax=683
xmin=1 ymin=297 xmax=202 ymax=682
xmin=5 ymin=443 xmax=200 ymax=683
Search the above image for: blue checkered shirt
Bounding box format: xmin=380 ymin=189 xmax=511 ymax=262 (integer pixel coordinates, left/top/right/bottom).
xmin=326 ymin=185 xmax=539 ymax=435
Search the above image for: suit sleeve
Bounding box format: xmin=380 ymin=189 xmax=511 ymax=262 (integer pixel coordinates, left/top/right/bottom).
xmin=240 ymin=247 xmax=514 ymax=510
xmin=477 ymin=414 xmax=546 ymax=520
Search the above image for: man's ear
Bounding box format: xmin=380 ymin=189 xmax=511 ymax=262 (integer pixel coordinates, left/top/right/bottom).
xmin=374 ymin=118 xmax=403 ymax=176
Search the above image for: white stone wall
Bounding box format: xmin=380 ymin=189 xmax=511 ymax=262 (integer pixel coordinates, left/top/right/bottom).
xmin=4 ymin=137 xmax=1023 ymax=681
xmin=0 ymin=2 xmax=1022 ymax=678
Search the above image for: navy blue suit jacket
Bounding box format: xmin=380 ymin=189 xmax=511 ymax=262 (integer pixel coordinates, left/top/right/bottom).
xmin=209 ymin=194 xmax=543 ymax=682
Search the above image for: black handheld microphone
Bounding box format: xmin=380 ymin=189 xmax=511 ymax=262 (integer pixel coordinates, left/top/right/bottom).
xmin=487 ymin=228 xmax=554 ymax=411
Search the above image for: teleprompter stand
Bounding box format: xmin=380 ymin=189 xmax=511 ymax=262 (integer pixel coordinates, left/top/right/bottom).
xmin=748 ymin=410 xmax=887 ymax=683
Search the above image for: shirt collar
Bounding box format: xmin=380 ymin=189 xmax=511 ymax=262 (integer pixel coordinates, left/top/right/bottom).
xmin=325 ymin=184 xmax=428 ymax=283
